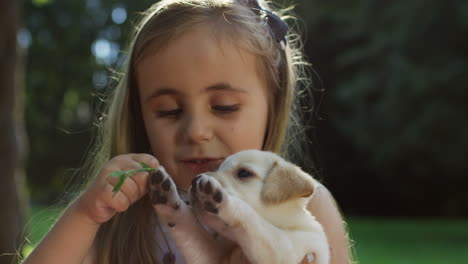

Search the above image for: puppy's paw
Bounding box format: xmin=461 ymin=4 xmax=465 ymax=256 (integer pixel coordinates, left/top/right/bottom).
xmin=149 ymin=167 xmax=188 ymax=224
xmin=190 ymin=175 xmax=225 ymax=215
xmin=149 ymin=167 xmax=180 ymax=208
xmin=190 ymin=175 xmax=247 ymax=242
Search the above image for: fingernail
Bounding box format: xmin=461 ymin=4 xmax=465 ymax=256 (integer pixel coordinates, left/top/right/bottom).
xmin=307 ymin=253 xmax=315 ymax=263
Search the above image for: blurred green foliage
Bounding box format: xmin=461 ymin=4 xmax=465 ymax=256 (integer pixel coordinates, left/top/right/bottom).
xmin=348 ymin=217 xmax=468 ymax=263
xmin=297 ymin=0 xmax=468 ymax=216
xmin=23 ymin=0 xmax=468 ymax=216
xmin=24 ymin=0 xmax=154 ymax=202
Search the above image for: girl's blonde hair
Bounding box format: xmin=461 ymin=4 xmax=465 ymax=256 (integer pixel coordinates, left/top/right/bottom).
xmin=79 ymin=0 xmax=341 ymax=263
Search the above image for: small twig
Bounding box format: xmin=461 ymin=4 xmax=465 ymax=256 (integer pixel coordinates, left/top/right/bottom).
xmin=110 ymin=162 xmax=156 ymax=196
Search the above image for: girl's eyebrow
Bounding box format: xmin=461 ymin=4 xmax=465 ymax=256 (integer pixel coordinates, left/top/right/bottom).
xmin=206 ymin=82 xmax=247 ymax=94
xmin=144 ymin=82 xmax=247 ymax=103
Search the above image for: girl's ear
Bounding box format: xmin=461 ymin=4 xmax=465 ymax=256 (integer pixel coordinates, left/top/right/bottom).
xmin=261 ymin=161 xmax=315 ymax=205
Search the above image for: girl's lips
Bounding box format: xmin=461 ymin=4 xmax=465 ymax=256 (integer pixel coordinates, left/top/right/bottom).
xmin=182 ymin=159 xmax=223 ymax=176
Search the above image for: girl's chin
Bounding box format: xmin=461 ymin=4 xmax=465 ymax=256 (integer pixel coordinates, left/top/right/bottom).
xmin=169 ymin=169 xmax=197 ymax=191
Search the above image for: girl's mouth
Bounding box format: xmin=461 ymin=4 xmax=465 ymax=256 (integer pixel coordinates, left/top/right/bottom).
xmin=187 ymin=159 xmax=212 ymax=164
xmin=182 ymin=158 xmax=223 ymax=175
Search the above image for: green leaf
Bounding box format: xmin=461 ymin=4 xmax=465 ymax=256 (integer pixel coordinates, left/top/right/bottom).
xmin=112 ymin=174 xmax=128 ymax=197
xmin=110 ymin=170 xmax=127 ymax=178
xmin=110 ymin=163 xmax=156 ymax=197
xmin=139 ymin=162 xmax=152 ymax=169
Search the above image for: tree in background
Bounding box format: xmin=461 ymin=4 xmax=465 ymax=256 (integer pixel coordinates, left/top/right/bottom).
xmin=300 ymin=0 xmax=468 ymax=216
xmin=0 ymin=0 xmax=30 ymax=262
xmin=23 ymin=0 xmax=155 ymax=204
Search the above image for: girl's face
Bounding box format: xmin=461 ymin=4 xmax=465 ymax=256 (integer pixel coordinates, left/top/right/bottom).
xmin=136 ymin=24 xmax=269 ymax=190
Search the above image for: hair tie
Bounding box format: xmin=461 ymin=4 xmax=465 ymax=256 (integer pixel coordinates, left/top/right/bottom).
xmin=245 ymin=0 xmax=289 ymax=49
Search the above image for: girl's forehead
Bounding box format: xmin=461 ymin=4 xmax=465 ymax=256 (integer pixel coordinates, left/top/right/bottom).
xmin=140 ymin=23 xmax=257 ymax=67
xmin=135 ymin=24 xmax=269 ymax=97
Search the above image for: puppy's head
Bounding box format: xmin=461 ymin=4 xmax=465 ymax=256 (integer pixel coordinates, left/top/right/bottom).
xmin=209 ymin=150 xmax=315 ymax=210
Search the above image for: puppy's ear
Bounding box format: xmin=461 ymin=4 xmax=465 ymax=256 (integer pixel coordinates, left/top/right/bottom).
xmin=261 ymin=161 xmax=315 ymax=205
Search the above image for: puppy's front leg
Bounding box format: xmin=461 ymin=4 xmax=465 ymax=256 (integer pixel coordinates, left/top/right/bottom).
xmin=149 ymin=168 xmax=230 ymax=264
xmin=191 ymin=175 xmax=299 ymax=264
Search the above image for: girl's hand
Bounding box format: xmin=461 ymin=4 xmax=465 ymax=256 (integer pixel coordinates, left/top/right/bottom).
xmin=75 ymin=153 xmax=159 ymax=225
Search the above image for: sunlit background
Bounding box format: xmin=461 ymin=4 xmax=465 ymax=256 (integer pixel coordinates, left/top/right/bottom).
xmin=3 ymin=0 xmax=468 ymax=263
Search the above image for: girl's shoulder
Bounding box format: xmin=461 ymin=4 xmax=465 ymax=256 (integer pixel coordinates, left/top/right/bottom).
xmin=307 ymin=182 xmax=351 ymax=264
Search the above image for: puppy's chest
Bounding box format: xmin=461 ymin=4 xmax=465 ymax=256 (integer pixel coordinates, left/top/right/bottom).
xmin=256 ymin=201 xmax=309 ymax=224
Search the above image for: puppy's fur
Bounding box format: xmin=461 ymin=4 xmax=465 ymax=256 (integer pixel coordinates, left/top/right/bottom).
xmin=150 ymin=150 xmax=329 ymax=264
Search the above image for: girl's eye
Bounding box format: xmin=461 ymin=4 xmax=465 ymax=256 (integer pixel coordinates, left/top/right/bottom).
xmin=156 ymin=109 xmax=182 ymax=118
xmin=237 ymin=168 xmax=254 ymax=179
xmin=213 ymin=104 xmax=240 ymax=113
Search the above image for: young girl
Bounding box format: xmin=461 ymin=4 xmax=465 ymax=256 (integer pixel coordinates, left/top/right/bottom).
xmin=24 ymin=0 xmax=353 ymax=263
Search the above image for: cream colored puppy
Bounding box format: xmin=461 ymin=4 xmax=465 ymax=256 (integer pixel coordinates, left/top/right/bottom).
xmin=150 ymin=150 xmax=329 ymax=264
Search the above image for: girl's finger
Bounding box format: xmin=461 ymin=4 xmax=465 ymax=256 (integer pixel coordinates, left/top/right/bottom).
xmin=130 ymin=153 xmax=159 ymax=169
xmin=129 ymin=154 xmax=160 ymax=197
xmin=101 ymin=158 xmax=141 ymax=181
xmin=101 ymin=183 xmax=130 ymax=212
xmin=128 ymin=170 xmax=152 ymax=199
xmin=106 ymin=171 xmax=141 ymax=204
xmin=101 ymin=154 xmax=159 ymax=207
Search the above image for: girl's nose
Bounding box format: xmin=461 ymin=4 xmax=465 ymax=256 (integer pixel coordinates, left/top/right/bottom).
xmin=181 ymin=114 xmax=213 ymax=143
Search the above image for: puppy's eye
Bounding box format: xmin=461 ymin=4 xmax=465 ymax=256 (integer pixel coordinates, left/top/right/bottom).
xmin=237 ymin=168 xmax=254 ymax=179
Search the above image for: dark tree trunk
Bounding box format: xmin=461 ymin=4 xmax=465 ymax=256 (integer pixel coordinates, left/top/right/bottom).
xmin=0 ymin=0 xmax=30 ymax=263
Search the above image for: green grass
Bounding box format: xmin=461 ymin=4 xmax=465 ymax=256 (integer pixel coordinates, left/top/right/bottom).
xmin=23 ymin=206 xmax=63 ymax=246
xmin=23 ymin=207 xmax=468 ymax=263
xmin=19 ymin=206 xmax=63 ymax=259
xmin=347 ymin=217 xmax=468 ymax=264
